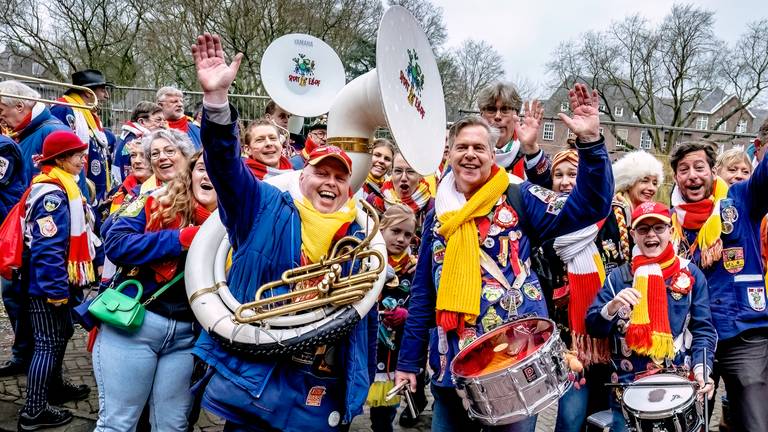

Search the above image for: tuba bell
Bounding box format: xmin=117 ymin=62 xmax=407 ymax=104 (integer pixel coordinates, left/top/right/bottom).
xmin=185 ymin=6 xmax=446 ymax=356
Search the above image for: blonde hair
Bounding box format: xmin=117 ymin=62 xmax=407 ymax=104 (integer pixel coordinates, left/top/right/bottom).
xmin=715 ymin=148 xmax=752 ymax=173
xmin=149 ymin=152 xmax=201 ymax=227
xmin=380 ymin=204 xmax=417 ymax=231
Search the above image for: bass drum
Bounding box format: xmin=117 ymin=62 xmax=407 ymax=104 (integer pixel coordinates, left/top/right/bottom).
xmin=185 ymin=171 xmax=387 ymax=358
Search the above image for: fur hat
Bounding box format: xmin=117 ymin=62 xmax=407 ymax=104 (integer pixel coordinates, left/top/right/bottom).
xmin=612 ymin=150 xmax=664 ymax=193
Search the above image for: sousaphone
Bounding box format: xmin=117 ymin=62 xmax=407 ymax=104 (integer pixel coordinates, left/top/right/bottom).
xmin=185 ymin=6 xmax=446 ymax=356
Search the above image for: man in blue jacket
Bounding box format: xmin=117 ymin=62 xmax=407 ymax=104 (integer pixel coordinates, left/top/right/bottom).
xmin=50 ymin=69 xmax=115 ymax=207
xmin=394 ymin=83 xmax=613 ymax=432
xmin=0 ymin=80 xmax=69 ymax=377
xmin=190 ymin=33 xmax=375 ymax=432
xmin=586 ymin=201 xmax=716 ymax=431
xmin=668 ymin=140 xmax=768 ymax=431
xmin=0 ymin=135 xmax=24 ymax=220
xmin=156 ymin=86 xmax=202 ymax=149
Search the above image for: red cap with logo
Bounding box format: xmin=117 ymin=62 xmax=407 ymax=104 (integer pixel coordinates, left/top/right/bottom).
xmin=305 ymin=145 xmax=353 ymax=174
xmin=631 ymin=201 xmax=672 ymax=229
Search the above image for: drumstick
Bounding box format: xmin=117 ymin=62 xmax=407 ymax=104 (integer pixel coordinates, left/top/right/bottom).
xmin=605 ymin=382 xmax=698 ymax=388
xmin=703 ymin=347 xmax=709 ymax=432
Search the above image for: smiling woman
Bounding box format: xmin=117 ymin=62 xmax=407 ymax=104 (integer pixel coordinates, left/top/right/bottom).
xmin=141 ymin=129 xmax=196 ymax=184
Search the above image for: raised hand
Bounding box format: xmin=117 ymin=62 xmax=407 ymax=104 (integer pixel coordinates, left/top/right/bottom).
xmin=191 ymin=33 xmax=244 ymax=105
xmin=512 ymin=100 xmax=544 ymax=154
xmin=558 ymin=83 xmax=601 ymax=143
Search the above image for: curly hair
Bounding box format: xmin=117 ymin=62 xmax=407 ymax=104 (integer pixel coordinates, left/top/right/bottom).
xmin=148 ymin=152 xmax=201 ymax=228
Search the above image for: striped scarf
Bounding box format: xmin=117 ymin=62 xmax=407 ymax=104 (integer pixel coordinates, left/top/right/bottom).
xmin=61 ymin=94 xmax=111 ymax=193
xmin=388 ymin=250 xmax=412 ymax=274
xmin=31 ymin=166 xmax=96 ymax=286
xmin=380 ymin=178 xmax=432 ymax=214
xmin=244 ymin=156 xmax=293 ymax=180
xmin=364 ymin=172 xmax=385 ymax=196
xmin=671 ymin=177 xmax=728 ymax=267
xmin=553 ymin=224 xmax=610 ymax=366
xmin=626 ymin=243 xmax=679 ymax=360
xmin=435 ymin=167 xmax=509 ymax=331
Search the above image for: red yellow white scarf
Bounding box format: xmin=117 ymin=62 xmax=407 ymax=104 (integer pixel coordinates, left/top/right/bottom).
xmin=671 ymin=177 xmax=728 ymax=267
xmin=30 ymin=166 xmax=96 ymax=286
xmin=379 ymin=178 xmax=432 ymax=214
xmin=626 ymin=243 xmax=680 ymax=360
xmin=244 ymin=156 xmax=293 ymax=180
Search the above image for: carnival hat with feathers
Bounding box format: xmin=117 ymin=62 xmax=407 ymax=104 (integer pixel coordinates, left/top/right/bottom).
xmin=612 ymin=150 xmax=665 ymax=193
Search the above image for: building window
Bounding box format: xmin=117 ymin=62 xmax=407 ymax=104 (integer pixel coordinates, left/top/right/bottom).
xmin=614 ymin=106 xmax=624 ymax=117
xmin=560 ymin=102 xmax=569 ymax=112
xmin=599 ymin=104 xmax=607 ymax=114
xmin=542 ymin=122 xmax=555 ymax=141
xmin=567 ymin=129 xmax=576 ymax=140
xmin=616 ymin=128 xmax=629 ymax=147
xmin=599 ymin=127 xmax=604 ymax=136
xmin=716 ymin=118 xmax=727 ymax=132
xmin=737 ymin=120 xmax=748 ymax=133
xmin=640 ymin=130 xmax=652 ymax=150
xmin=696 ymin=116 xmax=708 ymax=130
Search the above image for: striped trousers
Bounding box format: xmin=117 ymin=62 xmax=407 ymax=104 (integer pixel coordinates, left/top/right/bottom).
xmin=24 ymin=297 xmax=74 ymax=415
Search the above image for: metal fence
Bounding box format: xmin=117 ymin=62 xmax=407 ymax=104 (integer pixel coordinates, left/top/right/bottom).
xmin=24 ymin=83 xmax=272 ymax=131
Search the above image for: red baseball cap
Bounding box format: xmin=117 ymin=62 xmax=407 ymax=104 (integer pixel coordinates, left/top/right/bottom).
xmin=305 ymin=145 xmax=352 ymax=174
xmin=39 ymin=130 xmax=88 ymax=163
xmin=631 ymin=201 xmax=671 ymax=229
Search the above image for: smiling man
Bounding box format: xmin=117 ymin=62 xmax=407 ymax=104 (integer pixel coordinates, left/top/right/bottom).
xmin=669 ymin=141 xmax=768 ymax=431
xmin=395 ymin=83 xmax=614 ymax=432
xmin=189 ymin=33 xmax=375 ymax=432
xmin=586 ymin=201 xmax=716 ymax=432
xmin=156 ymin=86 xmax=202 ymax=149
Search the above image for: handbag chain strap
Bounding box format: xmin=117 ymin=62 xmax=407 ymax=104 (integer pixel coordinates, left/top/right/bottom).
xmin=142 ymin=271 xmax=185 ymax=306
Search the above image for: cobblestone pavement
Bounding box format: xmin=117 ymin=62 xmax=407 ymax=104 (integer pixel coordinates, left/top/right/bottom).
xmin=0 ymin=305 xmax=722 ymax=431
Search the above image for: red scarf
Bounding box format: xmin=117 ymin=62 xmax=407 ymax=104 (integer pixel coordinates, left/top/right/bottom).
xmin=13 ymin=111 xmax=33 ymax=134
xmin=300 ymin=136 xmax=320 ymax=161
xmin=674 ymin=180 xmax=725 ymax=230
xmin=167 ymin=117 xmax=189 ymax=133
xmin=626 ymin=243 xmax=680 ymax=358
xmin=147 ymin=199 xmax=211 ymax=282
xmin=244 ymin=157 xmax=293 ymax=180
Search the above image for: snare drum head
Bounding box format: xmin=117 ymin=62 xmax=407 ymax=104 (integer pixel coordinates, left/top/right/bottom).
xmin=451 ymin=318 xmax=554 ymax=378
xmin=623 ymin=374 xmax=695 ymax=414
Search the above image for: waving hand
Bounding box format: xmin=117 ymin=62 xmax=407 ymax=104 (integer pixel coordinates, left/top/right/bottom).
xmin=558 ymin=83 xmax=601 ymax=143
xmin=191 ymin=33 xmax=244 ymax=104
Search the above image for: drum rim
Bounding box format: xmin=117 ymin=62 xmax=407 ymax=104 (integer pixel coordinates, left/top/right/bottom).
xmin=622 ymin=373 xmax=697 ymax=419
xmin=450 ymin=317 xmax=558 ymax=380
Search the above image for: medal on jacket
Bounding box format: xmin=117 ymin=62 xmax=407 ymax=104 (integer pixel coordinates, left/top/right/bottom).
xmin=493 ymin=202 xmax=518 ymax=229
xmin=669 ymin=269 xmax=693 ymax=296
xmin=497 ymin=237 xmax=509 ymax=267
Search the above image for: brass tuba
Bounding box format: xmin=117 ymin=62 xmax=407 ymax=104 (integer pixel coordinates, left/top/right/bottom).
xmin=185 ymin=6 xmax=446 ymax=356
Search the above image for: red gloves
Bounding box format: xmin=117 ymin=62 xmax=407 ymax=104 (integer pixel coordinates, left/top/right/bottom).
xmin=382 ymin=307 xmax=409 ymax=328
xmin=180 ymin=226 xmax=201 ymax=249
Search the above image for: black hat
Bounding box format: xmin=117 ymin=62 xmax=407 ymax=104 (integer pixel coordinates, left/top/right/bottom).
xmin=71 ymin=69 xmax=108 ymax=88
xmin=308 ymin=116 xmax=327 ymax=132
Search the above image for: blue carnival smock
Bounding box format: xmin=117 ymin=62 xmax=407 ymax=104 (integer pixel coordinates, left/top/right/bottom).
xmin=14 ymin=107 xmax=69 ymax=186
xmin=193 ymin=106 xmax=375 ymax=431
xmin=397 ymin=137 xmax=614 ymax=388
xmin=0 ymin=135 xmax=25 ymax=220
xmin=50 ymin=105 xmax=115 ymax=204
xmin=102 ymin=190 xmax=194 ymax=322
xmin=676 ymin=155 xmax=768 ymax=341
xmin=586 ymin=261 xmax=716 ymax=386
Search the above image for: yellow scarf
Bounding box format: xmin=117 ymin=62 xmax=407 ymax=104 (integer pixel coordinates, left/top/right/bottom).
xmin=436 ymin=168 xmax=509 ymax=323
xmin=671 ymin=177 xmax=728 ymax=266
xmin=295 ymin=197 xmax=357 ymax=263
xmin=62 ymin=93 xmax=111 ymax=192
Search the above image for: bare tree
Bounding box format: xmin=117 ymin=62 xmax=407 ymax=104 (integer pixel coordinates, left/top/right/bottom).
xmin=547 ymin=4 xmax=768 ymax=152
xmin=450 ymin=39 xmax=505 ymax=113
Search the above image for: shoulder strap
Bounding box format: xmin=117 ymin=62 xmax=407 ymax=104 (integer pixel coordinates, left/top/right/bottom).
xmin=142 ymin=271 xmax=185 ymax=306
xmin=505 ymin=182 xmax=535 ymax=243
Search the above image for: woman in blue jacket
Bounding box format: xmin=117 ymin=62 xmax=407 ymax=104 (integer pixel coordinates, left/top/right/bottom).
xmin=16 ymin=130 xmax=97 ymax=431
xmin=94 ymin=151 xmax=216 ymax=431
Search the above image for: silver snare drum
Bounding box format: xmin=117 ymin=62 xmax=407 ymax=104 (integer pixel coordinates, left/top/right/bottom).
xmin=621 ymin=373 xmax=701 ymax=432
xmin=450 ymin=317 xmax=572 ymax=425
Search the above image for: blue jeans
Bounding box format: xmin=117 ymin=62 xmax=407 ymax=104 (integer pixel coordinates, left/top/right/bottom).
xmin=610 ymin=408 xmax=628 ymax=432
xmin=431 ymin=383 xmax=537 ymax=432
xmin=555 ymin=364 xmax=612 ymax=432
xmin=1 ymin=277 xmax=33 ymax=365
xmin=93 ymin=311 xmax=196 ymax=432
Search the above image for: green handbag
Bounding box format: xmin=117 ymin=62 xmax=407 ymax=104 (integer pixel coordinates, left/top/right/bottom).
xmin=88 ymin=272 xmax=184 ymax=331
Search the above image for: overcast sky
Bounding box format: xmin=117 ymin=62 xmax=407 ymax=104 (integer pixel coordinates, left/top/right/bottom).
xmin=432 ymin=0 xmax=768 ymax=96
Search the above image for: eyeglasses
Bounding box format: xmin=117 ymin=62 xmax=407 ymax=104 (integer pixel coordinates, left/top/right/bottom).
xmin=633 ymin=223 xmax=670 ymax=236
xmin=309 ymin=130 xmax=327 ymax=138
xmin=150 ymin=147 xmax=178 ymax=160
xmin=480 ymin=106 xmax=516 ymax=116
xmin=392 ymin=168 xmax=418 ymax=177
